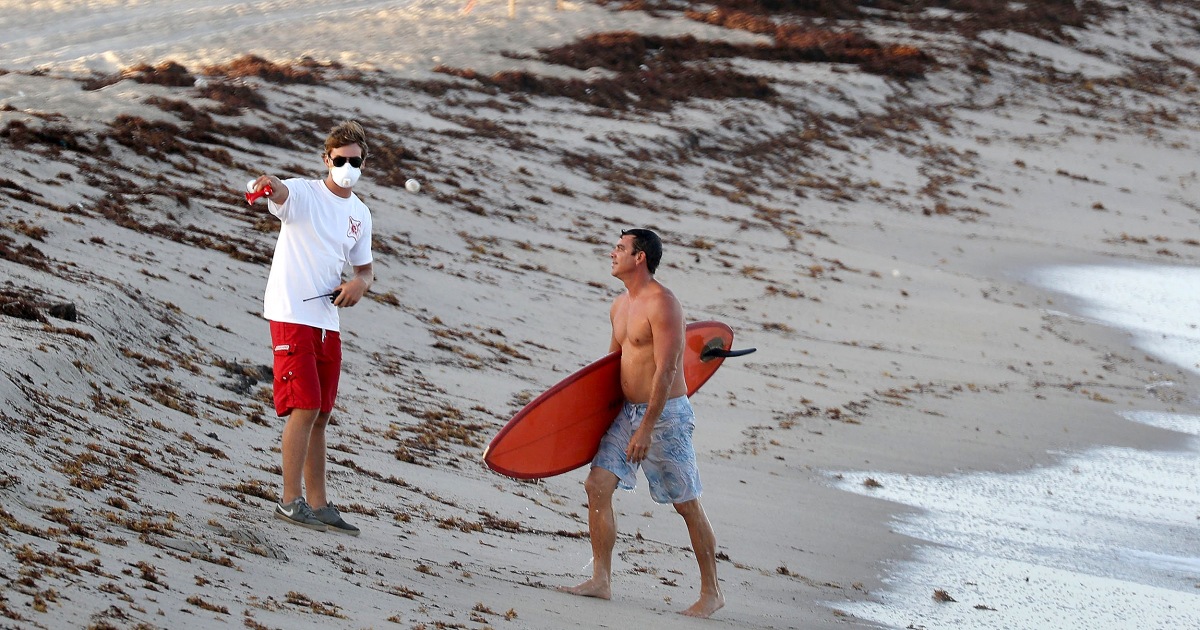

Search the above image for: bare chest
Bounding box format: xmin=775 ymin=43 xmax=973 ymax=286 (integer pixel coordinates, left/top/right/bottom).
xmin=613 ymin=305 xmax=654 ymax=349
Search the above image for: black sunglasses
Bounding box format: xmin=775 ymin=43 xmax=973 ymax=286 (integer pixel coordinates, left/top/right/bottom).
xmin=330 ymin=155 xmax=364 ymax=168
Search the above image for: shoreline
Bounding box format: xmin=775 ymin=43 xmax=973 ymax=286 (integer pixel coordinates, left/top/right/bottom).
xmin=705 ymin=250 xmax=1200 ymax=623
xmin=820 ymin=254 xmax=1200 ymax=625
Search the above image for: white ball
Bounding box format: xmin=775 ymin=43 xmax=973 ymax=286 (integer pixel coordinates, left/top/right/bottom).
xmin=405 ymin=178 xmax=421 ymax=194
xmin=246 ymin=179 xmax=257 ymax=193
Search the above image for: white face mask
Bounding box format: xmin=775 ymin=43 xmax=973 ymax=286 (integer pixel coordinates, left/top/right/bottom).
xmin=330 ymin=163 xmax=361 ymax=188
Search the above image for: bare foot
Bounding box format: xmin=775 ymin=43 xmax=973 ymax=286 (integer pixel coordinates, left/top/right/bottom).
xmin=557 ymin=578 xmax=612 ymax=600
xmin=679 ymin=590 xmax=725 ymax=618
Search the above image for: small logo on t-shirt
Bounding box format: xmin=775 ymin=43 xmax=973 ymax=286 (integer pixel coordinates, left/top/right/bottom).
xmin=347 ymin=217 xmax=362 ymax=240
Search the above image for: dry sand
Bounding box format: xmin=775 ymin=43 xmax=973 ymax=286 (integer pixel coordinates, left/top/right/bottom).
xmin=2 ymin=1 xmax=1199 ymax=628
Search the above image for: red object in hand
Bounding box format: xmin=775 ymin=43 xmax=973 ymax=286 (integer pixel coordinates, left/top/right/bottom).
xmin=245 ymin=184 xmax=273 ymax=204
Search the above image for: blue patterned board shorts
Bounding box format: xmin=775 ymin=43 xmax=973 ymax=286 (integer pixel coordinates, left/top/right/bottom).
xmin=592 ymin=396 xmax=702 ymax=504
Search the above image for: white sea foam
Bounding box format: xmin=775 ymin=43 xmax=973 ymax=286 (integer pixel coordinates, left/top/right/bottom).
xmin=832 ymin=265 xmax=1200 ymax=629
xmin=1033 ymin=265 xmax=1200 ymax=376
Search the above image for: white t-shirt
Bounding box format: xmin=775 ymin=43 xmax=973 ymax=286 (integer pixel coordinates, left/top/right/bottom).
xmin=262 ymin=178 xmax=373 ymax=332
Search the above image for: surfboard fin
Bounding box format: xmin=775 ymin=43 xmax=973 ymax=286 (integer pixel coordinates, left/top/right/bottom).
xmin=700 ymin=347 xmax=757 ymax=361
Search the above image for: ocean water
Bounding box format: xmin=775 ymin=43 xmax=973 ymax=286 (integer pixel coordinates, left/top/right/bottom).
xmin=833 ymin=264 xmax=1200 ymax=630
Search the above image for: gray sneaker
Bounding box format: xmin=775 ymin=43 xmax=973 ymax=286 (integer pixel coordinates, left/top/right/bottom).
xmin=274 ymin=498 xmax=327 ymax=532
xmin=312 ymin=504 xmax=360 ymax=537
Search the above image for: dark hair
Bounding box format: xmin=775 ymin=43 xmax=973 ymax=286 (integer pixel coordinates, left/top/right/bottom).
xmin=325 ymin=120 xmax=368 ymax=158
xmin=621 ymin=228 xmax=662 ymax=274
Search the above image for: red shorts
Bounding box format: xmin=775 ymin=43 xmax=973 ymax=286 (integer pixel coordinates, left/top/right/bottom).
xmin=270 ymin=321 xmax=341 ymax=417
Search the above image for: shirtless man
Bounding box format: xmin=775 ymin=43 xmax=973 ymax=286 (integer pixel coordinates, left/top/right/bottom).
xmin=559 ymin=228 xmax=725 ymax=618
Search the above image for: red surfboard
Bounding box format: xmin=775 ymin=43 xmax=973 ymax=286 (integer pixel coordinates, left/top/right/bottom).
xmin=482 ymin=321 xmax=753 ymax=480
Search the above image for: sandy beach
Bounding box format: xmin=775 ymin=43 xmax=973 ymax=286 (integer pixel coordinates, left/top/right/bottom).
xmin=2 ymin=1 xmax=1199 ymax=628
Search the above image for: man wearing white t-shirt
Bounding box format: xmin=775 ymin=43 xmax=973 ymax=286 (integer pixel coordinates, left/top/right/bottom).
xmin=249 ymin=121 xmax=374 ymax=535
